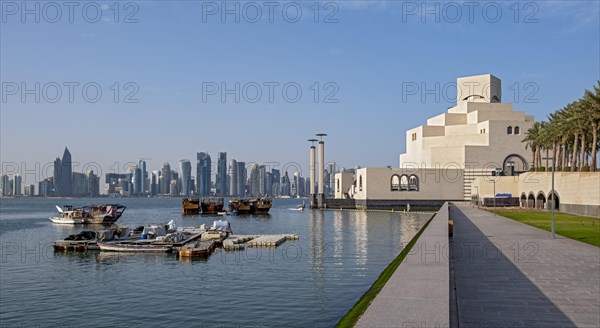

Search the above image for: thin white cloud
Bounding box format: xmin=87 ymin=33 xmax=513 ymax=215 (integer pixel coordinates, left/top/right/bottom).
xmin=539 ymin=1 xmax=599 ymax=23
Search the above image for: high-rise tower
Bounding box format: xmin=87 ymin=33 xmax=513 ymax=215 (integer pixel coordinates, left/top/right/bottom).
xmin=216 ymin=152 xmax=227 ymax=196
xmin=53 ymin=147 xmax=72 ymax=197
xmin=179 ymin=159 xmax=192 ymax=196
xmin=196 ymin=152 xmax=212 ymax=195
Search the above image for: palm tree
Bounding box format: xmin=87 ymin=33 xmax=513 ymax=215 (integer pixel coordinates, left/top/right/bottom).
xmin=522 ymin=82 xmax=599 ymax=172
xmin=523 ymin=122 xmax=543 ymax=170
xmin=582 ymin=81 xmax=600 ymax=171
xmin=564 ymin=101 xmax=586 ymax=171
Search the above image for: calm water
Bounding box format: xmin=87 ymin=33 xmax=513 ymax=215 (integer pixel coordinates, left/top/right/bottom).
xmin=0 ymin=197 xmax=430 ymax=327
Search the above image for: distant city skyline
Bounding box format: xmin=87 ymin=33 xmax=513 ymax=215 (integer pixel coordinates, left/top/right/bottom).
xmin=0 ymin=146 xmax=339 ymax=197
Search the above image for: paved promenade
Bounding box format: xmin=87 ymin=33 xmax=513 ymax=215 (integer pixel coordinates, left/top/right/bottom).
xmin=357 ymin=203 xmax=450 ymax=328
xmin=451 ymin=204 xmax=600 ymax=328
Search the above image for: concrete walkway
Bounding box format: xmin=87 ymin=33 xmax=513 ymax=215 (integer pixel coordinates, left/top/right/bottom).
xmin=357 ymin=203 xmax=450 ymax=328
xmin=451 ymin=204 xmax=600 ymax=328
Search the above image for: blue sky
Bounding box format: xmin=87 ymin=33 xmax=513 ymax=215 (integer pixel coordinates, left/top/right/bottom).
xmin=1 ymin=0 xmax=599 ymax=181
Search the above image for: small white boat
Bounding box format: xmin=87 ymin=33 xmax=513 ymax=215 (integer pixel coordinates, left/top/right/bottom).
xmin=49 ymin=206 xmax=85 ymax=224
xmin=97 ymin=241 xmax=171 ymax=253
xmin=289 ymin=201 xmax=305 ymax=211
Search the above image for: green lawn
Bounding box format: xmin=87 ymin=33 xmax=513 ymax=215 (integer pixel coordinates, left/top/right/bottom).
xmin=491 ymin=209 xmax=600 ymax=247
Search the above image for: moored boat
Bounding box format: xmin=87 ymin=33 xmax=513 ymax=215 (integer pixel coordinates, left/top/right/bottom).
xmin=255 ymin=197 xmax=272 ymax=213
xmin=182 ymin=197 xmax=201 ymax=215
xmin=50 ymin=206 xmax=86 ymax=224
xmin=228 ymin=197 xmax=272 ymax=214
xmin=201 ymin=197 xmax=224 ymax=215
xmin=86 ymin=204 xmax=126 ymax=224
xmin=97 ymin=241 xmax=172 ymax=253
xmin=49 ymin=204 xmax=126 ymax=225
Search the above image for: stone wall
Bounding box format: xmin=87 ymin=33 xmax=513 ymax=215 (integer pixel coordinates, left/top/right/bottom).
xmin=561 ymin=203 xmax=600 ymax=218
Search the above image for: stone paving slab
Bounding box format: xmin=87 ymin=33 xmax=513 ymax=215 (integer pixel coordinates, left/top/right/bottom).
xmin=451 ymin=204 xmax=600 ymax=328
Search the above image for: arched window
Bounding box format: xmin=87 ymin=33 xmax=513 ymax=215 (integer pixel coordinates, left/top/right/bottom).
xmin=507 ymin=126 xmax=513 ymax=134
xmin=408 ymin=175 xmax=419 ymax=191
xmin=514 ymin=126 xmax=520 ymax=135
xmin=400 ymin=175 xmax=409 ymax=191
xmin=391 ymin=175 xmax=400 ymax=191
xmin=359 ymin=176 xmax=363 ymax=191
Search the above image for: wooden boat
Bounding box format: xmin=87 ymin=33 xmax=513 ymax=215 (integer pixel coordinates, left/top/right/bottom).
xmin=201 ymin=197 xmax=224 ymax=215
xmin=255 ymin=198 xmax=272 ymax=213
xmin=228 ymin=197 xmax=272 ymax=214
xmin=182 ymin=198 xmax=201 ymax=215
xmin=49 ymin=204 xmax=126 ymax=225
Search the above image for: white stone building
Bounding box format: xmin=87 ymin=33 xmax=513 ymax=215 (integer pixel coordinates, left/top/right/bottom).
xmin=335 ymin=74 xmax=535 ymax=206
xmin=333 ymin=73 xmax=598 ymax=216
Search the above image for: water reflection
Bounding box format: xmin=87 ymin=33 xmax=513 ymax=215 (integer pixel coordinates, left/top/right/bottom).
xmin=308 ymin=209 xmax=325 ymax=281
xmin=333 ymin=211 xmax=344 ymax=264
xmin=95 ymin=251 xmax=173 ymax=265
xmin=351 ymin=211 xmax=369 ymax=269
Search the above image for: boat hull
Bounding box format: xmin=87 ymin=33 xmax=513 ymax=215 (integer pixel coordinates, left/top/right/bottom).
xmin=97 ymin=242 xmax=171 ymax=253
xmin=49 ymin=217 xmax=85 ymax=224
xmin=50 ymin=204 xmax=126 ymax=225
xmin=201 ymin=198 xmax=225 ymax=215
xmin=229 ymin=198 xmax=272 ymax=214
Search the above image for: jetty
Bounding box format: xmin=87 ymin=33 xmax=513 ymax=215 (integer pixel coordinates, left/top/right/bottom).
xmin=247 ymin=234 xmax=299 ymax=247
xmin=54 ymin=227 xmax=299 ymax=259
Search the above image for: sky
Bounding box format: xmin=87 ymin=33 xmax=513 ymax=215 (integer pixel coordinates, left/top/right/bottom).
xmin=1 ymin=0 xmax=599 ymax=183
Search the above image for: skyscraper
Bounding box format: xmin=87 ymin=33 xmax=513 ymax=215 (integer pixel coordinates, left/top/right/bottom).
xmin=271 ymin=169 xmax=281 ymax=197
xmin=38 ymin=178 xmax=54 ymax=197
xmin=281 ymin=171 xmax=291 ymax=196
xmin=72 ymin=172 xmax=87 ymax=196
xmin=131 ymin=165 xmax=142 ymax=195
xmin=179 ymin=159 xmax=192 ymax=196
xmin=327 ymin=162 xmax=337 ymax=197
xmin=248 ymin=163 xmax=259 ymax=197
xmin=196 ymin=152 xmax=212 ymax=196
xmin=0 ymin=174 xmax=9 ymax=196
xmin=171 ymin=170 xmax=179 ymax=195
xmin=24 ymin=184 xmax=35 ymax=197
xmin=228 ymin=159 xmax=238 ymax=197
xmin=139 ymin=159 xmax=147 ymax=194
xmin=161 ymin=163 xmax=171 ymax=195
xmin=13 ymin=175 xmax=22 ymax=196
xmin=258 ymin=165 xmax=266 ymax=196
xmin=87 ymin=170 xmax=100 ymax=197
xmin=236 ymin=161 xmax=246 ymax=196
xmin=151 ymin=170 xmax=160 ymax=196
xmin=292 ymin=172 xmax=300 ymax=197
xmin=53 ymin=147 xmax=72 ymax=197
xmin=216 ymin=152 xmax=227 ymax=196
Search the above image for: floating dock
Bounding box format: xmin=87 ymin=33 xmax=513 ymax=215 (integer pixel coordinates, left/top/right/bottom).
xmin=179 ymin=240 xmax=217 ymax=257
xmin=53 ymin=240 xmax=99 ymax=251
xmin=247 ymin=234 xmax=299 ymax=248
xmin=55 ymin=232 xmax=299 ymax=256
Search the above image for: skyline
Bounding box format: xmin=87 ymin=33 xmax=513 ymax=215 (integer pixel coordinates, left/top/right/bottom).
xmin=0 ymin=146 xmax=338 ymax=196
xmin=1 ymin=1 xmax=599 ymax=173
